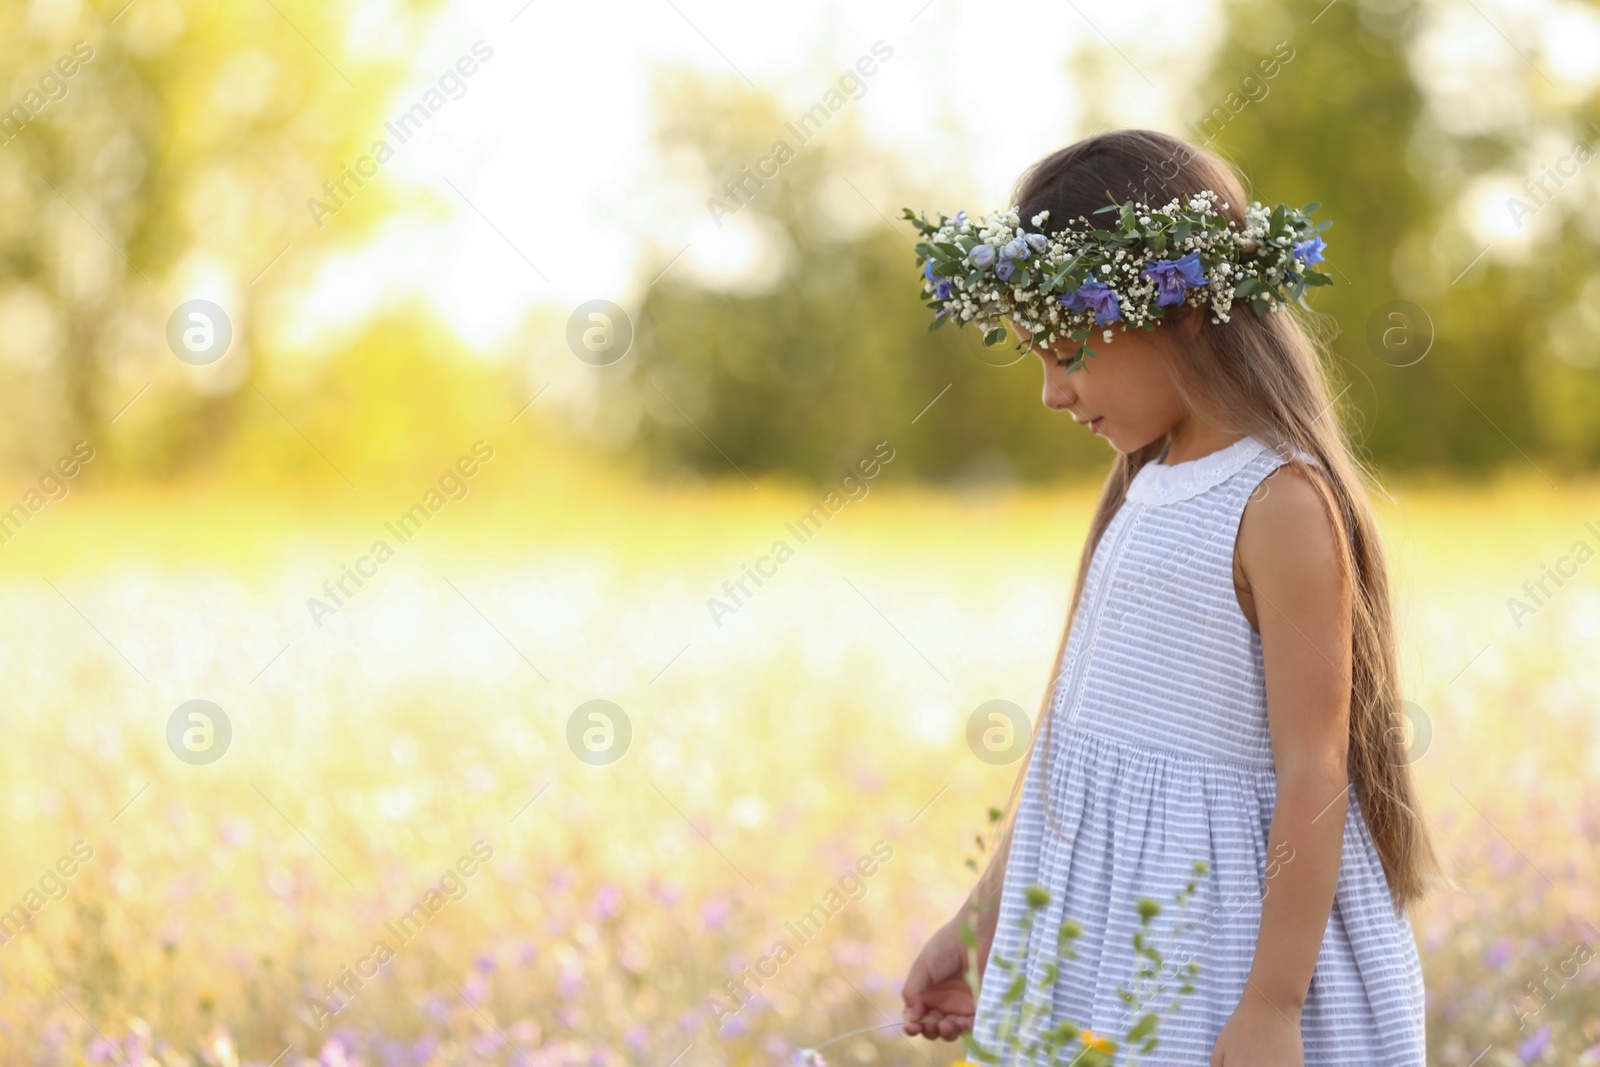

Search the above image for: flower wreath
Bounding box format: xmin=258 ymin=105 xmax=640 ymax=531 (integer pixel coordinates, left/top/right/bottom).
xmin=902 ymin=189 xmax=1332 ymax=371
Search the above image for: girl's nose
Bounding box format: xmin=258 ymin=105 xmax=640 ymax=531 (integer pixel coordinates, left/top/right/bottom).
xmin=1043 ymin=375 xmax=1076 ymax=412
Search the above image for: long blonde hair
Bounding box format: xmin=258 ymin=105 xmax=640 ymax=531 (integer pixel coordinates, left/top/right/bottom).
xmin=976 ymin=129 xmax=1439 ymax=914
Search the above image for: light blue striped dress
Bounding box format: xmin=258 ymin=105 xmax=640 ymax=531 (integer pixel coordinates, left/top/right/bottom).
xmin=970 ymin=434 xmax=1426 ymax=1066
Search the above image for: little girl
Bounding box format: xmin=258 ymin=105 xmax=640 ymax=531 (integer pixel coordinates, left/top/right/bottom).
xmin=898 ymin=129 xmax=1438 ymax=1065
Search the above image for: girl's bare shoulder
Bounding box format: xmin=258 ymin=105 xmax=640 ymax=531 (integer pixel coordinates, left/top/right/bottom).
xmin=1236 ymin=462 xmax=1348 ymax=601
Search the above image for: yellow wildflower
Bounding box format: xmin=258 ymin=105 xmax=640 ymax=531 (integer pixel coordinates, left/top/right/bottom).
xmin=1080 ymin=1030 xmax=1116 ymax=1052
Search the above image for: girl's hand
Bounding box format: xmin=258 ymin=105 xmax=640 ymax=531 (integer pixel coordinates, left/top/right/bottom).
xmin=1209 ymin=991 xmax=1304 ymax=1067
xmin=900 ymin=916 xmax=981 ymax=1040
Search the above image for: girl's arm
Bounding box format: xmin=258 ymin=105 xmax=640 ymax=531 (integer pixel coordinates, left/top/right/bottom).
xmin=899 ymin=823 xmax=1010 ymax=1039
xmin=1213 ymin=464 xmax=1353 ymax=1066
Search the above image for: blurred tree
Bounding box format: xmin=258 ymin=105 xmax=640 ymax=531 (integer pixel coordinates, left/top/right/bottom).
xmin=1195 ymin=0 xmax=1600 ymax=473
xmin=626 ymin=66 xmax=1110 ymax=486
xmin=0 ymin=0 xmax=442 ymax=476
xmin=632 ymin=1 xmax=1600 ymax=483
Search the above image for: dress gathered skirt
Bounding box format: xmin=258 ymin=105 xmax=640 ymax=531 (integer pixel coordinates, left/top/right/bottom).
xmin=969 ymin=435 xmax=1426 ymax=1066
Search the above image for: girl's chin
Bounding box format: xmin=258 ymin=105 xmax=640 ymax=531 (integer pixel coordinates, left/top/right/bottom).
xmin=1106 ymin=430 xmax=1168 ymax=457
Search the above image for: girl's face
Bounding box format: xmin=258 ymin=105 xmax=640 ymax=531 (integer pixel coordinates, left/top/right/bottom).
xmin=1017 ymin=314 xmax=1196 ymax=455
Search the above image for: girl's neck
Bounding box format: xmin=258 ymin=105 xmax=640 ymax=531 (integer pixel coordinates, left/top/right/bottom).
xmin=1161 ymin=418 xmax=1247 ymax=466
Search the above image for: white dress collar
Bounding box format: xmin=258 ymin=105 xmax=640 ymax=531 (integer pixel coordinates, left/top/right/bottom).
xmin=1125 ymin=434 xmax=1271 ymax=506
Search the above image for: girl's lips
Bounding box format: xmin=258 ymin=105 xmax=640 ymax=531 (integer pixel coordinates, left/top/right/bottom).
xmin=1089 ymin=416 xmax=1104 ymax=434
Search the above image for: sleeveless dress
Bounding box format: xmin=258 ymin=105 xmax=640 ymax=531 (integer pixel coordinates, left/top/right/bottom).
xmin=969 ymin=434 xmax=1426 ymax=1066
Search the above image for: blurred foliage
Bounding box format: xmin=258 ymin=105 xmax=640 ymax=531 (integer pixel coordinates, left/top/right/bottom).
xmin=1200 ymin=0 xmax=1600 ymax=471
xmin=2 ymin=0 xmax=1598 ymax=492
xmin=629 ymin=0 xmax=1600 ymax=482
xmin=623 ymin=67 xmax=1113 ymax=486
xmin=0 ymin=0 xmax=450 ymax=482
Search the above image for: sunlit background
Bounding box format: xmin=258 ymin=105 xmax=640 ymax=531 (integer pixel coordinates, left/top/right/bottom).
xmin=2 ymin=0 xmax=1600 ymax=1063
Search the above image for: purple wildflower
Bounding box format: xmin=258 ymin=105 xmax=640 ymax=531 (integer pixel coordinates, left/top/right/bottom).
xmin=701 ymin=897 xmax=730 ymax=929
xmin=1060 ymin=280 xmax=1122 ymax=324
xmin=1518 ymin=1025 xmax=1552 ymax=1063
xmin=1292 ymin=235 xmax=1326 ymax=265
xmin=1140 ymin=250 xmax=1206 ymax=306
xmin=593 ymin=881 xmax=622 ymax=920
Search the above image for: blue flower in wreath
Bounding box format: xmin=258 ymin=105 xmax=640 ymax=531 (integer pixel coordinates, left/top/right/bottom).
xmin=1060 ymin=279 xmax=1121 ymax=325
xmin=970 ymin=243 xmax=996 ymax=268
xmin=1292 ymin=235 xmax=1326 ymax=265
xmin=995 ymin=259 xmax=1015 ymax=282
xmin=1000 ymin=237 xmax=1029 ymax=261
xmin=1140 ymin=250 xmax=1206 ymax=306
xmin=933 ymin=278 xmax=954 ymax=300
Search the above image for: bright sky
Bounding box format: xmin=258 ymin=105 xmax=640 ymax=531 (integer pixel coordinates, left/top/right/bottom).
xmin=296 ymin=0 xmax=1215 ymax=347
xmin=299 ymin=0 xmax=1600 ymax=350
